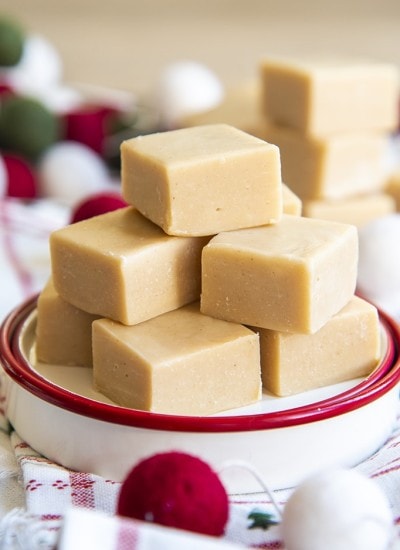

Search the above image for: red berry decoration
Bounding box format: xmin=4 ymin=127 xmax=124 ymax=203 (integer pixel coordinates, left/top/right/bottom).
xmin=70 ymin=191 xmax=127 ymax=223
xmin=117 ymin=451 xmax=229 ymax=536
xmin=2 ymin=153 xmax=37 ymax=198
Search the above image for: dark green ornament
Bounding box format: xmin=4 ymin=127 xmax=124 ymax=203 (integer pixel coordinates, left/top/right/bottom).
xmin=0 ymin=95 xmax=60 ymax=160
xmin=0 ymin=16 xmax=25 ymax=67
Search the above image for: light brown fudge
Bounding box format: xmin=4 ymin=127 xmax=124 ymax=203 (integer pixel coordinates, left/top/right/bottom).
xmin=121 ymin=124 xmax=282 ymax=236
xmin=92 ymin=302 xmax=261 ymax=415
xmin=36 ymin=278 xmax=100 ymax=367
xmin=201 ymin=215 xmax=358 ymax=334
xmin=260 ymin=57 xmax=399 ymax=136
xmin=50 ymin=207 xmax=209 ymax=326
xmin=385 ymin=170 xmax=400 ymax=211
xmin=263 ymin=124 xmax=388 ymax=200
xmin=282 ymin=183 xmax=302 ymax=215
xmin=253 ymin=295 xmax=381 ymax=397
xmin=303 ymin=193 xmax=395 ymax=227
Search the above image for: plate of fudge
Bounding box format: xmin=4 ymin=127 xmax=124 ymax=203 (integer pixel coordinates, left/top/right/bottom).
xmin=1 ymin=116 xmax=400 ymax=493
xmin=1 ymin=281 xmax=399 ymax=494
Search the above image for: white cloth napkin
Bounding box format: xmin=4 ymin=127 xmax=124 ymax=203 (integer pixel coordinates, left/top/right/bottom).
xmin=58 ymin=507 xmax=245 ymax=550
xmin=0 ymin=414 xmax=399 ymax=549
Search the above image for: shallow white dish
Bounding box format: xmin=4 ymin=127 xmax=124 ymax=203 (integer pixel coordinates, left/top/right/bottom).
xmin=1 ymin=296 xmax=400 ymax=493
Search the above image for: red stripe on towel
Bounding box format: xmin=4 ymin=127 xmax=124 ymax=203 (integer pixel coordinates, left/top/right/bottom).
xmin=69 ymin=472 xmax=96 ymax=509
xmin=116 ymin=519 xmax=140 ymax=550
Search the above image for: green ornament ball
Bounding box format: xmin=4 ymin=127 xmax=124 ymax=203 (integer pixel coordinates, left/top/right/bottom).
xmin=0 ymin=16 xmax=25 ymax=67
xmin=0 ymin=96 xmax=60 ymax=160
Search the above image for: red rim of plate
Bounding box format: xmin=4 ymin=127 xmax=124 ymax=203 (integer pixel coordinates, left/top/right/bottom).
xmin=1 ymin=295 xmax=400 ymax=433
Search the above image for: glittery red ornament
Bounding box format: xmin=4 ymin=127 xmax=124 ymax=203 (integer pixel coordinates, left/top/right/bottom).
xmin=62 ymin=104 xmax=117 ymax=155
xmin=117 ymin=451 xmax=229 ymax=536
xmin=2 ymin=153 xmax=37 ymax=198
xmin=70 ymin=191 xmax=127 ymax=223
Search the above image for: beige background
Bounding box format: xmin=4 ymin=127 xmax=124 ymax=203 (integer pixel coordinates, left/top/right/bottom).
xmin=2 ymin=0 xmax=400 ymax=97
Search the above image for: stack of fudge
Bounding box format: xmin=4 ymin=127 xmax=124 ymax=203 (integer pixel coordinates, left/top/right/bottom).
xmin=36 ymin=123 xmax=381 ymax=416
xmin=181 ymin=57 xmax=400 ymax=227
xmin=259 ymin=57 xmax=400 ymax=226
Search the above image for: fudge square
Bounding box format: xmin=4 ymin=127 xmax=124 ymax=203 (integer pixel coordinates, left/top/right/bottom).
xmin=260 ymin=57 xmax=399 ymax=136
xmin=201 ymin=215 xmax=358 ymax=334
xmin=254 ymin=296 xmax=381 ymax=397
xmin=121 ymin=123 xmax=282 ymax=236
xmin=282 ymin=183 xmax=302 ymax=216
xmin=263 ymin=125 xmax=388 ymax=200
xmin=50 ymin=207 xmax=209 ymax=326
xmin=302 ymin=193 xmax=395 ymax=228
xmin=92 ymin=302 xmax=261 ymax=415
xmin=36 ymin=278 xmax=100 ymax=367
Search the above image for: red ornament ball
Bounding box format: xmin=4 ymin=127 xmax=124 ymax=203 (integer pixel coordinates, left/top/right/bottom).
xmin=70 ymin=191 xmax=127 ymax=223
xmin=117 ymin=451 xmax=229 ymax=536
xmin=2 ymin=153 xmax=37 ymax=198
xmin=0 ymin=80 xmax=15 ymax=96
xmin=62 ymin=104 xmax=117 ymax=155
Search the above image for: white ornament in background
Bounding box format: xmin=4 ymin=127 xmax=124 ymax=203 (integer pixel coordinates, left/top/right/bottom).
xmin=385 ymin=134 xmax=400 ymax=174
xmin=0 ymin=155 xmax=7 ymax=197
xmin=74 ymin=82 xmax=138 ymax=113
xmin=357 ymin=213 xmax=400 ymax=320
xmin=281 ymin=468 xmax=393 ymax=550
xmin=38 ymin=141 xmax=112 ymax=206
xmin=0 ymin=32 xmax=81 ymax=114
xmin=154 ymin=60 xmax=224 ymax=128
xmin=26 ymin=83 xmax=84 ymax=114
xmin=0 ymin=34 xmax=63 ymax=93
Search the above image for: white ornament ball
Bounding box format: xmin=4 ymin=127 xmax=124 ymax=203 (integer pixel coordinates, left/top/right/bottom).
xmin=38 ymin=141 xmax=110 ymax=206
xmin=0 ymin=155 xmax=7 ymax=197
xmin=27 ymin=84 xmax=83 ymax=114
xmin=155 ymin=60 xmax=224 ymax=128
xmin=357 ymin=214 xmax=400 ymax=318
xmin=3 ymin=33 xmax=62 ymax=94
xmin=281 ymin=469 xmax=393 ymax=550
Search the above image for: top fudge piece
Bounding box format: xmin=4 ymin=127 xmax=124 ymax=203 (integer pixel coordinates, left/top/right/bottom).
xmin=121 ymin=124 xmax=282 ymax=236
xmin=201 ymin=214 xmax=358 ymax=334
xmin=50 ymin=207 xmax=209 ymax=325
xmin=260 ymin=57 xmax=399 ymax=136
